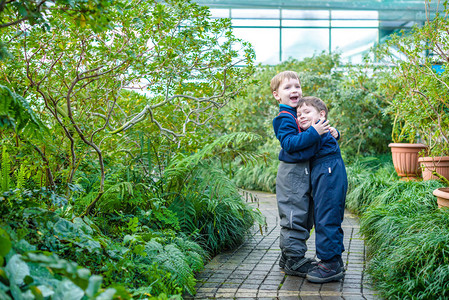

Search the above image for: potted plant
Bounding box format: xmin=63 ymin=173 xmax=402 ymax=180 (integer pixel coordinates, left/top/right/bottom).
xmin=384 ymin=80 xmax=427 ymax=181
xmin=378 ymin=2 xmax=449 ymax=205
xmin=433 ymin=186 xmax=449 ymax=208
xmin=387 ymin=120 xmax=427 ymax=181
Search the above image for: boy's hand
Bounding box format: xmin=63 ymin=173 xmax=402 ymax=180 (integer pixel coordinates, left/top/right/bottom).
xmin=329 ymin=127 xmax=339 ymax=139
xmin=312 ymin=119 xmax=330 ymax=135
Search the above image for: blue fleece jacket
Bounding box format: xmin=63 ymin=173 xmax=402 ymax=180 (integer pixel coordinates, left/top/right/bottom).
xmin=272 ymin=104 xmax=321 ymax=162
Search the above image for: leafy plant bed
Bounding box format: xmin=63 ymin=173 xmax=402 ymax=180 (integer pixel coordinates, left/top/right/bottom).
xmin=346 ymin=156 xmax=447 ymax=299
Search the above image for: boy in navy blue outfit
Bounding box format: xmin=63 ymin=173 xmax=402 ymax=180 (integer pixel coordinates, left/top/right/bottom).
xmin=271 ymin=71 xmax=330 ymax=277
xmin=296 ymin=96 xmax=348 ymax=283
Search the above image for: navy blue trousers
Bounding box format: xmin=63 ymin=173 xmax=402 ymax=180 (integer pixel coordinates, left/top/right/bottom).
xmin=310 ymin=154 xmax=348 ymax=261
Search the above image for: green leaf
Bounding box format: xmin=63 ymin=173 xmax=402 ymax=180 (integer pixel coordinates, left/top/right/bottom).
xmin=0 ymin=228 xmax=11 ymax=257
xmin=29 ymin=286 xmax=44 ymax=300
xmin=53 ymin=279 xmax=84 ymax=300
xmin=95 ymin=288 xmax=117 ymax=300
xmin=85 ymin=275 xmax=102 ymax=298
xmin=5 ymin=255 xmax=30 ymax=286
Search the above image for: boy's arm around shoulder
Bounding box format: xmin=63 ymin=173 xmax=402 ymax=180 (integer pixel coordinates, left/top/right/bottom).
xmin=273 ymin=114 xmax=321 ymax=152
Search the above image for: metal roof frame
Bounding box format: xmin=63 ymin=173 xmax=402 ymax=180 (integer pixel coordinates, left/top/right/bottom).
xmin=193 ymin=0 xmax=445 ymax=22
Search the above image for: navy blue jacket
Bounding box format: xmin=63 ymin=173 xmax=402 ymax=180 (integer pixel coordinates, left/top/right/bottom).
xmin=273 ymin=104 xmax=321 ymax=163
xmin=310 ymin=130 xmax=341 ymax=164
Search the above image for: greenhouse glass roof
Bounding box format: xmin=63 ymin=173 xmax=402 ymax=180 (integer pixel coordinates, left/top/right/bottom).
xmin=193 ymin=0 xmax=446 ymax=64
xmin=194 ymin=0 xmax=444 ymax=20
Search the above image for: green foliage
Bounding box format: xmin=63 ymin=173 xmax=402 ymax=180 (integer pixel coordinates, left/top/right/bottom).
xmin=0 ymin=0 xmax=117 ymax=32
xmin=0 ymin=228 xmax=131 ymax=300
xmin=15 ymin=165 xmax=27 ymax=190
xmin=166 ymin=132 xmax=264 ymax=178
xmin=0 ymin=85 xmax=45 ymax=134
xmin=373 ymin=3 xmax=449 ymax=154
xmin=232 ymin=137 xmax=280 ymax=193
xmin=345 ymin=155 xmax=397 ymax=214
xmin=0 ymin=192 xmax=207 ymax=298
xmin=1 ymin=147 xmax=10 ymax=192
xmin=164 ymin=132 xmax=264 ymax=254
xmin=169 ymin=164 xmax=264 ymax=255
xmin=346 ymin=155 xmax=448 ymax=299
xmin=1 ymin=0 xmax=255 ymax=214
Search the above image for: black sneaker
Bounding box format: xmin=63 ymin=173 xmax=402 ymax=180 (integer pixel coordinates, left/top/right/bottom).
xmin=306 ymin=258 xmax=345 ymax=283
xmin=279 ymin=252 xmax=287 ymax=268
xmin=284 ymin=257 xmax=316 ymax=277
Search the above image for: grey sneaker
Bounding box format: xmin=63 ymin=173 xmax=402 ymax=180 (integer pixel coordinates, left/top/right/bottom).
xmin=306 ymin=258 xmax=345 ymax=283
xmin=284 ymin=257 xmax=316 ymax=277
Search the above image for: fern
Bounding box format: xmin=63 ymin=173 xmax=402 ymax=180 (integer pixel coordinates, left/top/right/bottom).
xmin=0 ymin=85 xmax=45 ymax=134
xmin=168 ymin=163 xmax=263 ymax=254
xmin=15 ymin=164 xmax=27 ymax=190
xmin=165 ymin=132 xmax=263 ymax=179
xmin=156 ymin=244 xmax=196 ymax=295
xmin=97 ymin=181 xmax=134 ymax=213
xmin=1 ymin=147 xmax=10 ymax=192
xmin=144 ymin=238 xmax=203 ymax=296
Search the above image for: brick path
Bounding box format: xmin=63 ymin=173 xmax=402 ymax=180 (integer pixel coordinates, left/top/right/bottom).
xmin=188 ymin=191 xmax=380 ymax=299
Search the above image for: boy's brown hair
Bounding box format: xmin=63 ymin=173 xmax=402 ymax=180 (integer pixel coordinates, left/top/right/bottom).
xmin=270 ymin=71 xmax=301 ymax=93
xmin=298 ymin=96 xmax=329 ymax=119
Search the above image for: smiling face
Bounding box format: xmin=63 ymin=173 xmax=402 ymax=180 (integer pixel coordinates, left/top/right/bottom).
xmin=272 ymin=77 xmax=303 ymax=108
xmin=297 ymin=103 xmax=326 ymax=130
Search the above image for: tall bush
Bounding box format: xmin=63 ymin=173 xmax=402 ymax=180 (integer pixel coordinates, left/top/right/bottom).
xmin=374 ymin=1 xmax=449 ymax=155
xmin=1 ymin=0 xmax=255 ymax=214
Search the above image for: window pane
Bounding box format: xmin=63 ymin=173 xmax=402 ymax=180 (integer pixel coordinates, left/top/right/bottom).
xmin=331 ymin=10 xmax=378 ymax=20
xmin=331 ymin=28 xmax=378 ymax=63
xmin=332 ymin=20 xmax=379 ymax=28
xmin=282 ymin=10 xmax=329 ymax=20
xmin=233 ymin=28 xmax=280 ymax=64
xmin=281 ymin=28 xmax=329 ymax=60
xmin=282 ymin=20 xmax=329 ymax=27
xmin=231 ymin=9 xmax=280 ymax=19
xmin=232 ymin=19 xmax=280 ymax=27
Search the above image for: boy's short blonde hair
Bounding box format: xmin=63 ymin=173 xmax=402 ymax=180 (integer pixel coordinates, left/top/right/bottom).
xmin=270 ymin=71 xmax=300 ymax=93
xmin=298 ymin=96 xmax=329 ymax=119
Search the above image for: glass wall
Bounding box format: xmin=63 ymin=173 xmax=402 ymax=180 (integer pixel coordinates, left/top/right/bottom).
xmin=209 ymin=7 xmax=418 ymax=65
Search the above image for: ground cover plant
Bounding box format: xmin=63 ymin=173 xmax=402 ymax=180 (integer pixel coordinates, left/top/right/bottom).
xmin=0 ymin=0 xmax=263 ymax=298
xmin=346 ymin=156 xmax=448 ymax=299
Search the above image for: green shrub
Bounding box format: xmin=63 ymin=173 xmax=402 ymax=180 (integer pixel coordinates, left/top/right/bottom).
xmin=0 ymin=187 xmax=206 ymax=298
xmin=345 ymin=156 xmax=396 ymax=214
xmin=165 ymin=133 xmax=265 ymax=254
xmin=346 ymin=156 xmax=448 ymax=299
xmin=232 ymin=138 xmax=279 ymax=193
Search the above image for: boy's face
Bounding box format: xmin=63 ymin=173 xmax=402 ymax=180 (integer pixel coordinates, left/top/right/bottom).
xmin=273 ymin=77 xmax=302 ymax=107
xmin=297 ymin=103 xmax=326 ymax=130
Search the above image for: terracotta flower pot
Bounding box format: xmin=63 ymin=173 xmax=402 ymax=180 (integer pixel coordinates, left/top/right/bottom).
xmin=388 ymin=143 xmax=427 ymax=181
xmin=433 ymin=187 xmax=449 ymax=208
xmin=418 ymin=156 xmax=449 ymax=181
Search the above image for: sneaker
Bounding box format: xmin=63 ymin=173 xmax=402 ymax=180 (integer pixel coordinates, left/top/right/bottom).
xmin=279 ymin=252 xmax=287 ymax=268
xmin=306 ymin=258 xmax=345 ymax=283
xmin=284 ymin=257 xmax=316 ymax=277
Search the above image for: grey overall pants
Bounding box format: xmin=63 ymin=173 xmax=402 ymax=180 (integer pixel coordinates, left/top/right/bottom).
xmin=276 ymin=161 xmax=314 ymax=258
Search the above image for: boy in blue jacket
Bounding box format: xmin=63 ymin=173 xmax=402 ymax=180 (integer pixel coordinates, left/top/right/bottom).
xmin=296 ymin=96 xmax=348 ymax=283
xmin=271 ymin=71 xmax=330 ymax=277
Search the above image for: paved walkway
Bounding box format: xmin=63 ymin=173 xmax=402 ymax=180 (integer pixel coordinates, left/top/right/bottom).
xmin=189 ymin=191 xmax=380 ymax=299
